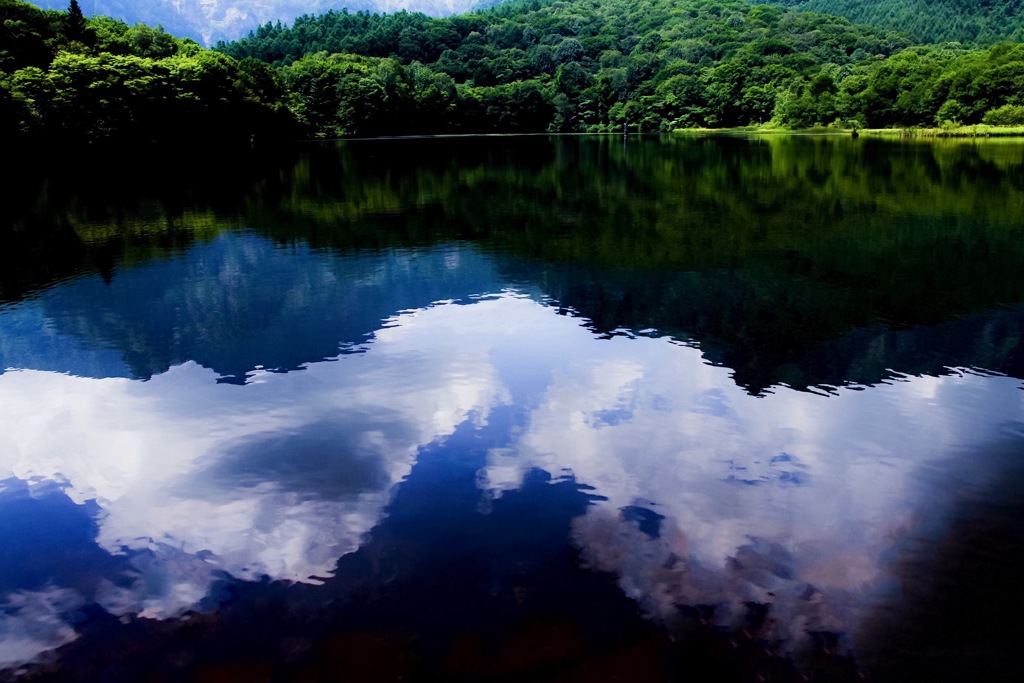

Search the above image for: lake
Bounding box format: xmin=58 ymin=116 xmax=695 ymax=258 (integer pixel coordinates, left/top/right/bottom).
xmin=1 ymin=134 xmax=1022 ymax=682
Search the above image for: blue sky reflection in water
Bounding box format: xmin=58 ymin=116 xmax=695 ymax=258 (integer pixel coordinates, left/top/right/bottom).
xmin=1 ymin=239 xmax=1022 ymax=675
xmin=1 ymin=136 xmax=1023 ymax=681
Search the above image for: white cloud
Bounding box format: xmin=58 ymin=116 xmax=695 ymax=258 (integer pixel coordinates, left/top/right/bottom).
xmin=1 ymin=291 xmax=1021 ymax=664
xmin=477 ymin=317 xmax=1024 ymax=645
xmin=0 ymin=587 xmax=83 ymax=669
xmin=0 ymin=296 xmax=527 ymax=622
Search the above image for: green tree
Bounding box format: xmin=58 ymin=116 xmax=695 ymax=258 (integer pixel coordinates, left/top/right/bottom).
xmin=65 ymin=0 xmax=87 ymax=43
xmin=983 ymin=103 xmax=1024 ymax=125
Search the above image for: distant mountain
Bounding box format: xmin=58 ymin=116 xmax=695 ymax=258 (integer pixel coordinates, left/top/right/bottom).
xmin=763 ymin=0 xmax=1024 ymax=44
xmin=31 ymin=0 xmax=1024 ymax=50
xmin=28 ymin=0 xmax=490 ymax=45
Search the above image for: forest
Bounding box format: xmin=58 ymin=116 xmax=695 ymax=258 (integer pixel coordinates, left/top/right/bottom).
xmin=4 ymin=0 xmax=1024 ymax=142
xmin=762 ymin=0 xmax=1024 ymax=45
xmin=0 ymin=0 xmax=297 ymax=145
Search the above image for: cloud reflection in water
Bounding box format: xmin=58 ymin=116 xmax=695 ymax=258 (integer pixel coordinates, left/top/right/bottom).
xmin=0 ymin=292 xmax=1021 ymax=669
xmin=0 ymin=297 xmax=516 ymax=665
xmin=476 ymin=301 xmax=1024 ymax=648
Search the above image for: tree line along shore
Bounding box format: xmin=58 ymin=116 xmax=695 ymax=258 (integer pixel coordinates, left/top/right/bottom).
xmin=4 ymin=0 xmax=1024 ymax=144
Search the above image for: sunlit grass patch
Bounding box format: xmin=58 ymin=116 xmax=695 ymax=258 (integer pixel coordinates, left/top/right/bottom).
xmin=860 ymin=125 xmax=1024 ymax=138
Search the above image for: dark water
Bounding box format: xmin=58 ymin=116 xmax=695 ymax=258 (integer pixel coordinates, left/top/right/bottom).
xmin=0 ymin=134 xmax=1022 ymax=682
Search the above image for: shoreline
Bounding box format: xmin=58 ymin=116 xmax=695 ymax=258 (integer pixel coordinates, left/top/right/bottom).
xmin=673 ymin=125 xmax=1024 ymax=138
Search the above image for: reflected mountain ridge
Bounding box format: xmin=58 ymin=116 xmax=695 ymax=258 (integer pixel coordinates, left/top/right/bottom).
xmin=0 ymin=236 xmax=506 ymax=383
xmin=3 ymin=135 xmax=1023 ymax=394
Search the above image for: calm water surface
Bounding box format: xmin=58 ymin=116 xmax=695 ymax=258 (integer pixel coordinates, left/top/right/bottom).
xmin=1 ymin=135 xmax=1022 ymax=681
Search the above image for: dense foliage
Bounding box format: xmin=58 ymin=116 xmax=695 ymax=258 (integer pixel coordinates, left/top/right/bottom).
xmin=6 ymin=0 xmax=1024 ymax=139
xmin=0 ymin=0 xmax=296 ymax=145
xmin=764 ymin=0 xmax=1024 ymax=45
xmin=216 ymin=0 xmax=1024 ymax=134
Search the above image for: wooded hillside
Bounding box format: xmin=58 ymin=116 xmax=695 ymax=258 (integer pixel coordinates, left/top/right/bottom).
xmin=5 ymin=0 xmax=1024 ymax=142
xmin=1 ymin=0 xmax=296 ymax=144
xmin=217 ymin=0 xmax=1024 ymax=134
xmin=763 ymin=0 xmax=1024 ymax=45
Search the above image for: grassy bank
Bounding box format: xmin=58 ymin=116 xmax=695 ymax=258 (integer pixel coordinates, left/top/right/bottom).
xmin=858 ymin=125 xmax=1024 ymax=137
xmin=673 ymin=124 xmax=1024 ymax=138
xmin=672 ymin=125 xmax=846 ymax=135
